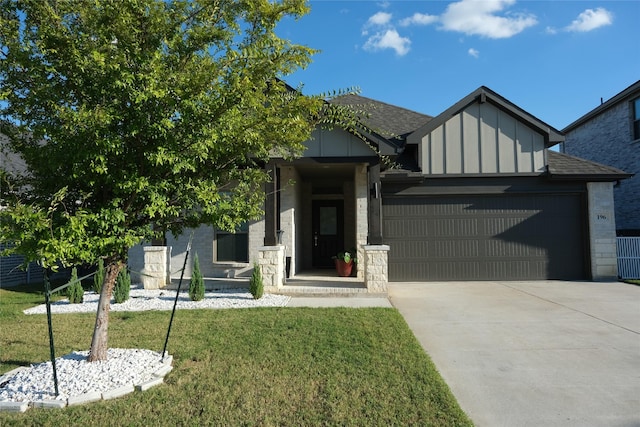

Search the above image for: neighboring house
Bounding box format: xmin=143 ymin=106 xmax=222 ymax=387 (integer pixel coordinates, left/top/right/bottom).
xmin=130 ymin=86 xmax=630 ymax=289
xmin=562 ymin=80 xmax=640 ymax=236
xmin=0 ymin=243 xmax=45 ymax=287
xmin=0 ymin=133 xmax=46 ymax=287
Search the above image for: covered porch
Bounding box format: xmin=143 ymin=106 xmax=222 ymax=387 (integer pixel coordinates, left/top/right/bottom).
xmin=259 ymin=157 xmax=389 ymax=294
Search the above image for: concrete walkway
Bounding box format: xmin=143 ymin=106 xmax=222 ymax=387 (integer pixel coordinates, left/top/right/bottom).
xmin=388 ymin=280 xmax=640 ymax=427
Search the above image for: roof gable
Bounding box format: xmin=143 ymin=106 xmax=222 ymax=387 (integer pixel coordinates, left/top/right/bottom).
xmin=407 ymin=86 xmax=563 ymax=147
xmin=406 ymin=87 xmax=560 ymax=175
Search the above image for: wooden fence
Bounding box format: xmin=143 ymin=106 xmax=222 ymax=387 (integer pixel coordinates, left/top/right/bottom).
xmin=617 ymin=237 xmax=640 ymax=279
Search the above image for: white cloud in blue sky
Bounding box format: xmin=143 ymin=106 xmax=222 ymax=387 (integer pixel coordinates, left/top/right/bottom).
xmin=547 ymin=7 xmax=613 ymax=34
xmin=361 ymin=0 xmax=616 ymax=57
xmin=363 ymin=28 xmax=411 ymax=56
xmin=366 ymin=11 xmax=392 ymax=28
xmin=362 ymin=12 xmax=411 ymax=56
xmin=399 ymin=13 xmax=438 ymax=27
xmin=276 ymin=0 xmax=637 ymax=130
xmin=565 ymin=8 xmax=613 ymax=32
xmin=439 ymin=0 xmax=537 ymax=39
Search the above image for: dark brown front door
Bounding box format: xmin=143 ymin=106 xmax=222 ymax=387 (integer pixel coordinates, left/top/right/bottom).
xmin=312 ymin=200 xmax=344 ymax=268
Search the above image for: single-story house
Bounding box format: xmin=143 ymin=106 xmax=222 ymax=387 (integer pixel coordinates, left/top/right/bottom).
xmin=128 ymin=86 xmax=631 ymax=291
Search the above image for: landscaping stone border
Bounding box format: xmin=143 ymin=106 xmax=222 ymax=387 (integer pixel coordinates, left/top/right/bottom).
xmin=0 ymin=355 xmax=173 ymax=413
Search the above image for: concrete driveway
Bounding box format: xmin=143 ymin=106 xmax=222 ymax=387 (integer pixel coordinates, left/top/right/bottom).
xmin=388 ymin=281 xmax=640 ymax=427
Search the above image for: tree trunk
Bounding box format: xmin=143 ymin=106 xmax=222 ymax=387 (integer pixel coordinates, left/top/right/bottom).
xmin=87 ymin=260 xmax=123 ymax=362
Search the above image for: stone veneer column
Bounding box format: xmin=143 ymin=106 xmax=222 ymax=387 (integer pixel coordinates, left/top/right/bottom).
xmin=363 ymin=245 xmax=390 ymax=293
xmin=355 ymin=165 xmax=368 ymax=280
xmin=587 ymin=182 xmax=618 ymax=280
xmin=258 ymin=245 xmax=285 ymax=293
xmin=141 ymin=246 xmax=170 ymax=289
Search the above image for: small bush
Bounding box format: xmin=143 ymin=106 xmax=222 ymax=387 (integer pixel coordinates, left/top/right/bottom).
xmin=249 ymin=263 xmax=263 ymax=300
xmin=189 ymin=253 xmax=205 ymax=301
xmin=114 ymin=267 xmax=131 ymax=304
xmin=66 ymin=267 xmax=84 ymax=304
xmin=93 ymin=258 xmax=105 ymax=294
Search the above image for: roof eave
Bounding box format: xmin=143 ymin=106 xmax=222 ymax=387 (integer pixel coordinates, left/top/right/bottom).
xmin=547 ymin=172 xmax=634 ymax=182
xmin=563 ymin=80 xmax=640 ymax=133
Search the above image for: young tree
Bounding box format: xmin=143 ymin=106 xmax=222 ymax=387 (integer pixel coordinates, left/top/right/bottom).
xmin=113 ymin=267 xmax=131 ymax=304
xmin=0 ymin=0 xmax=329 ymax=361
xmin=249 ymin=262 xmax=264 ymax=300
xmin=66 ymin=267 xmax=84 ymax=304
xmin=188 ymin=252 xmax=205 ymax=302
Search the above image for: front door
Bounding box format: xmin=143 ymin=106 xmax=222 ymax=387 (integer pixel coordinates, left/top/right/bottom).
xmin=312 ymin=200 xmax=344 ymax=268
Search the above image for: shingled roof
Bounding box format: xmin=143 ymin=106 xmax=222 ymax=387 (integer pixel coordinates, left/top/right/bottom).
xmin=329 ymin=94 xmax=431 ymax=142
xmin=547 ymin=151 xmax=632 ymax=180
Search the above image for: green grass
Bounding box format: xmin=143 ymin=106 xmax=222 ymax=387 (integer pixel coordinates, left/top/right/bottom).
xmin=0 ymin=283 xmax=472 ymax=426
xmin=623 ymin=279 xmax=640 ymax=286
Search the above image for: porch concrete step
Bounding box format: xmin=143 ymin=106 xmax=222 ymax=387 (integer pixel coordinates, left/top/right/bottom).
xmin=278 ymin=279 xmax=371 ymax=296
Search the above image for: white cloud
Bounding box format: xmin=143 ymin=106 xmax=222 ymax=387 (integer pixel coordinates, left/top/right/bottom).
xmin=440 ymin=0 xmax=537 ymax=39
xmin=565 ymin=8 xmax=613 ymax=32
xmin=363 ymin=29 xmax=411 ymax=56
xmin=363 ymin=11 xmax=411 ymax=56
xmin=367 ymin=11 xmax=392 ymax=27
xmin=468 ymin=48 xmax=480 ymax=58
xmin=400 ymin=12 xmax=439 ymax=27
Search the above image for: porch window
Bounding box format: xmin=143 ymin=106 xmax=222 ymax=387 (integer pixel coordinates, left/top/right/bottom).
xmin=215 ymin=222 xmax=249 ymax=263
xmin=633 ymin=97 xmax=640 ymax=141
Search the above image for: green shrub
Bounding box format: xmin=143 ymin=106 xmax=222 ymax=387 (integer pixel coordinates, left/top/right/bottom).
xmin=189 ymin=253 xmax=205 ymax=301
xmin=249 ymin=263 xmax=263 ymax=300
xmin=93 ymin=258 xmax=105 ymax=294
xmin=114 ymin=267 xmax=131 ymax=304
xmin=66 ymin=267 xmax=84 ymax=304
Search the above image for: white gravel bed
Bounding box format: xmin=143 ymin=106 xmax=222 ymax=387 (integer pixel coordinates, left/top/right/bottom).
xmin=0 ymin=349 xmax=165 ymax=402
xmin=23 ymin=286 xmax=291 ymax=315
xmin=2 ymin=287 xmax=289 ymax=407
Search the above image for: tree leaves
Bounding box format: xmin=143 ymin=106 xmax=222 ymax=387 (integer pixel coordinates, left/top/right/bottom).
xmin=0 ymin=0 xmax=325 ymax=269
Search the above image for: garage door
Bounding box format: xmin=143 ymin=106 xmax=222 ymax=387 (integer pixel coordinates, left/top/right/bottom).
xmin=383 ymin=194 xmax=587 ymax=281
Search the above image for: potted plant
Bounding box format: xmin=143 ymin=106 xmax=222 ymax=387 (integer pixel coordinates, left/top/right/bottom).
xmin=333 ymin=250 xmax=356 ymax=277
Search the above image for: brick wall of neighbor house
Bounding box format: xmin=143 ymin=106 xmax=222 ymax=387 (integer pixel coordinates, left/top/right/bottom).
xmin=564 ymin=101 xmax=640 ymax=233
xmin=587 ymin=182 xmax=619 ymax=280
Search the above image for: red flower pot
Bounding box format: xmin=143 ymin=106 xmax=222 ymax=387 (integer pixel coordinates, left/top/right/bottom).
xmin=334 ymin=259 xmax=353 ymax=277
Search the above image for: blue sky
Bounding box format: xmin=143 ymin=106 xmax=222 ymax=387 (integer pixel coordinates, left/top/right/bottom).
xmin=277 ymin=0 xmax=640 ymax=130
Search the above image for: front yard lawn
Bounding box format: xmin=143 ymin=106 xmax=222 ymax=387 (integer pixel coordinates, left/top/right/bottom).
xmin=0 ymin=284 xmax=472 ymax=426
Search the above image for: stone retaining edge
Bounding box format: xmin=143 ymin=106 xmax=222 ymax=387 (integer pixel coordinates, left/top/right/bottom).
xmin=0 ymin=354 xmax=172 ymax=413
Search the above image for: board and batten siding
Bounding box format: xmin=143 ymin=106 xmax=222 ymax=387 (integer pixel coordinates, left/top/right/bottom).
xmin=303 ymin=127 xmax=378 ymax=158
xmin=419 ymin=102 xmax=545 ymax=175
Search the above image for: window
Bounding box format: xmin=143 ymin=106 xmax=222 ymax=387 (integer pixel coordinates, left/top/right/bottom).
xmin=634 ymin=98 xmax=640 ymax=140
xmin=215 ymin=222 xmax=249 ymax=263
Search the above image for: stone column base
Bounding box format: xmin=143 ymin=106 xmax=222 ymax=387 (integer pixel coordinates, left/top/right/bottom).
xmin=141 ymin=246 xmax=171 ymax=289
xmin=258 ymin=245 xmax=285 ymax=293
xmin=363 ymin=245 xmax=390 ymax=293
